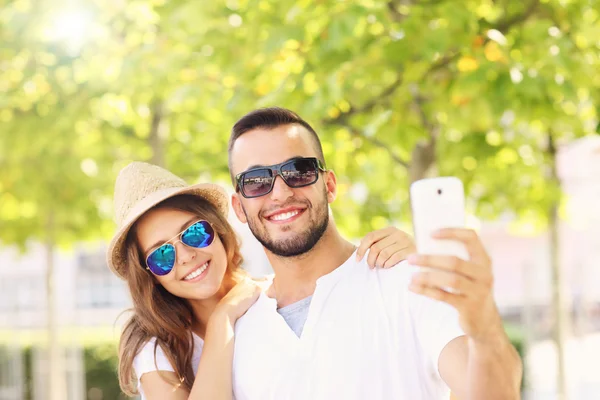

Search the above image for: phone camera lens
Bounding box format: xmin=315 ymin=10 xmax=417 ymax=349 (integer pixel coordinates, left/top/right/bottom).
xmin=437 ymin=189 xmax=442 ymax=195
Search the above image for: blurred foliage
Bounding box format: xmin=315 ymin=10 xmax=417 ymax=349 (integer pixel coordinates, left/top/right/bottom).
xmin=505 ymin=323 xmax=527 ymax=390
xmin=1 ymin=0 xmax=599 ymax=246
xmin=18 ymin=345 xmax=125 ymax=400
xmin=22 ymin=346 xmax=33 ymax=400
xmin=84 ymin=344 xmax=126 ymax=400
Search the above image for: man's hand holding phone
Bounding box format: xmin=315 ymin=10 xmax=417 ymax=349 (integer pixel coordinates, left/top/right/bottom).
xmin=406 ymin=228 xmax=503 ymax=342
xmin=409 ymin=177 xmax=522 ymax=400
xmin=409 ymin=177 xmax=504 ymax=342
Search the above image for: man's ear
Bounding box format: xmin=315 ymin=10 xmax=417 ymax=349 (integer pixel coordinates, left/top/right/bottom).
xmin=325 ymin=170 xmax=337 ymax=204
xmin=231 ymin=193 xmax=248 ymax=223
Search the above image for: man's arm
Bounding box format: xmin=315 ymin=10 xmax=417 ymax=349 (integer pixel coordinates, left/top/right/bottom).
xmin=440 ymin=328 xmax=522 ymax=399
xmin=408 ymin=228 xmax=523 ymax=400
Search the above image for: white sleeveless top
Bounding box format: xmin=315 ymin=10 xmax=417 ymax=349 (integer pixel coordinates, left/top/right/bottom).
xmin=133 ymin=332 xmax=204 ymax=399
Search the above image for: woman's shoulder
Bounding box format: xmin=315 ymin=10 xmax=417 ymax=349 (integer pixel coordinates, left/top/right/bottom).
xmin=133 ymin=337 xmax=175 ymax=377
xmin=134 ymin=334 xmax=203 ymax=363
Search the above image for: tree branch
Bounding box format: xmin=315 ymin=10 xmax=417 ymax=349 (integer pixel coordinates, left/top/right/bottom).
xmin=149 ymin=99 xmax=166 ymax=167
xmin=342 ymin=123 xmax=410 ymax=169
xmin=410 ymin=85 xmax=439 ymax=138
xmin=494 ymin=0 xmax=540 ymax=33
xmin=387 ymin=0 xmax=407 ymax=23
xmin=415 ymin=0 xmax=450 ymax=5
xmin=423 ymin=51 xmax=460 ymax=78
xmin=323 ymin=74 xmax=404 ymax=126
xmin=323 ymin=49 xmax=459 ymax=128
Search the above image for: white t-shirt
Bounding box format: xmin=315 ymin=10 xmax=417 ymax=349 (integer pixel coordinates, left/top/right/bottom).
xmin=232 ymin=252 xmax=465 ymax=400
xmin=133 ymin=333 xmax=204 ymax=399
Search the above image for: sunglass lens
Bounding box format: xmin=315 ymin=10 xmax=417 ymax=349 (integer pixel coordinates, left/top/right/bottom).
xmin=182 ymin=221 xmax=215 ymax=248
xmin=281 ymin=159 xmax=318 ymax=187
xmin=241 ymin=169 xmax=273 ymax=197
xmin=146 ymin=244 xmax=176 ymax=276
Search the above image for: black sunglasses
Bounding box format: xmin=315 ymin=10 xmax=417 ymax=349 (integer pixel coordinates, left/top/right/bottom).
xmin=235 ymin=157 xmax=327 ymax=198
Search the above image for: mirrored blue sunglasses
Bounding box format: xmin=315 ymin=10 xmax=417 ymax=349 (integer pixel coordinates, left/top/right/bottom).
xmin=145 ymin=220 xmax=215 ymax=276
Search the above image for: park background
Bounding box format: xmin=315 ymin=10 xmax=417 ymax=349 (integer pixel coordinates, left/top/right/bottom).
xmin=1 ymin=0 xmax=599 ymax=399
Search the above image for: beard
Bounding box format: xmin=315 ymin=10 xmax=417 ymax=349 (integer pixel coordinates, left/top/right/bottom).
xmin=243 ymin=194 xmax=329 ymax=258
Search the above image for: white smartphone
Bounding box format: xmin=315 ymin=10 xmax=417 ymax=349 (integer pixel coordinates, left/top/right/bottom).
xmin=410 ymin=176 xmax=469 ymax=262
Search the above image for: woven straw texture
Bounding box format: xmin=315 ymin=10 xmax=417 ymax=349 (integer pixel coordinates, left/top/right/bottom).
xmin=106 ymin=162 xmax=228 ymax=279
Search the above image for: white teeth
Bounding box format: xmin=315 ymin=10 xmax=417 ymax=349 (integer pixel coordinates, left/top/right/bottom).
xmin=271 ymin=210 xmax=300 ymax=221
xmin=183 ymin=262 xmax=208 ymax=281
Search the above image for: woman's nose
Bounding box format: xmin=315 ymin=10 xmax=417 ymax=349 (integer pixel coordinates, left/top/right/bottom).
xmin=174 ymin=241 xmax=196 ymax=265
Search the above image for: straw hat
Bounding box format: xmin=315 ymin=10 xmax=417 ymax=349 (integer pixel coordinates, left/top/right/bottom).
xmin=106 ymin=161 xmax=229 ymax=279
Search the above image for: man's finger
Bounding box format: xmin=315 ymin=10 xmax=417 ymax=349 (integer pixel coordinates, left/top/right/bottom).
xmin=408 ymin=282 xmax=464 ymax=309
xmin=407 ymin=254 xmax=486 ymax=281
xmin=433 ymin=228 xmax=490 ymax=264
xmin=411 ymin=270 xmax=476 ymax=297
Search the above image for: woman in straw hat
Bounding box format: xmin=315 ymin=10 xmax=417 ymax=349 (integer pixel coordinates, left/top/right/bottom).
xmin=107 ymin=161 xmax=415 ymax=399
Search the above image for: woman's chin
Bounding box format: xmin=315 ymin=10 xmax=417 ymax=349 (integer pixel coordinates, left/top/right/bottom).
xmin=186 ymin=281 xmax=222 ymax=301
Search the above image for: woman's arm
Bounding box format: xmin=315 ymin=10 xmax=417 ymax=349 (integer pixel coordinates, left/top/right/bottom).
xmin=139 ymin=371 xmax=189 ymax=400
xmin=139 ymin=280 xmax=260 ymax=400
xmin=189 ymin=279 xmax=260 ymax=400
xmin=140 ymin=321 xmax=238 ymax=400
xmin=188 ymin=311 xmax=236 ymax=399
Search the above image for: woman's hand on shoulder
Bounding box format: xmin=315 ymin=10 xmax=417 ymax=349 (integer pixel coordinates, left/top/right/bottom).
xmin=213 ymin=278 xmax=261 ymax=323
xmin=356 ymin=226 xmax=415 ymax=269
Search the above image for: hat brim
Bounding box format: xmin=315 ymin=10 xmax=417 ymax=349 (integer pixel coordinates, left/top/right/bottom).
xmin=106 ymin=183 xmax=229 ymax=280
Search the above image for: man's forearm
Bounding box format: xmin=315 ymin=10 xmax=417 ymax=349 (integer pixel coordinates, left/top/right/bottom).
xmin=466 ymin=333 xmax=523 ymax=400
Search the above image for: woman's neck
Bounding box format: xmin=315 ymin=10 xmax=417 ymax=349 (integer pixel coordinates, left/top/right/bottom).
xmin=187 ymin=273 xmax=240 ymax=338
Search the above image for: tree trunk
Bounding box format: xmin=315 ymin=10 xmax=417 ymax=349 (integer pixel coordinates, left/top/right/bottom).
xmin=46 ymin=212 xmax=66 ymax=400
xmin=408 ymin=139 xmax=437 ymax=183
xmin=149 ymin=100 xmax=166 ymax=167
xmin=547 ymin=132 xmax=568 ymax=400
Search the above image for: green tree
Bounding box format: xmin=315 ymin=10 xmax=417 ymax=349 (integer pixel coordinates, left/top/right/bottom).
xmin=2 ymin=1 xmax=599 ymax=398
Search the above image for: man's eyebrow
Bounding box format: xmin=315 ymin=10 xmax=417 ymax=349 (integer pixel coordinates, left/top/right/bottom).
xmin=243 ymin=156 xmax=305 ymax=172
xmin=143 ymin=217 xmax=199 ymax=254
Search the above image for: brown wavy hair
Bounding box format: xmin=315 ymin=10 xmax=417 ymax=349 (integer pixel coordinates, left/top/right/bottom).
xmin=117 ymin=194 xmax=245 ymax=395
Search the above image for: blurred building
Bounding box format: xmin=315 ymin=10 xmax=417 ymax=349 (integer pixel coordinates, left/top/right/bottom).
xmin=486 ymin=135 xmax=600 ymax=335
xmin=0 ymin=205 xmax=268 ymax=400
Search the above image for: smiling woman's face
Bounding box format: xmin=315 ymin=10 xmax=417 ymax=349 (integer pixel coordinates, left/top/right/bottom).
xmin=135 ymin=207 xmax=229 ymax=302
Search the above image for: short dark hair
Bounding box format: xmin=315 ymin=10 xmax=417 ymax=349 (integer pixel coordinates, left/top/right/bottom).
xmin=227 ymin=107 xmax=326 ymax=179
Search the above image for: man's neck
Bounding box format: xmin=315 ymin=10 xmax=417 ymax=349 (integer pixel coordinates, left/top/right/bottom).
xmin=266 ymin=225 xmax=356 ymax=308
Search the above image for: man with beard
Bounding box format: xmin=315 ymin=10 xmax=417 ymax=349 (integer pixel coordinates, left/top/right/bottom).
xmin=227 ymin=107 xmax=522 ymax=400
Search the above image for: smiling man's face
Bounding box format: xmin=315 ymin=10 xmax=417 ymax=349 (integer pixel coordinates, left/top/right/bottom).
xmin=230 ymin=124 xmax=336 ymax=257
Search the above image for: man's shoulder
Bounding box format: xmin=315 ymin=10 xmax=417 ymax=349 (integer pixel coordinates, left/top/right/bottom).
xmin=374 ymin=260 xmax=415 ymax=278
xmin=235 ymin=292 xmax=276 ymax=329
xmin=349 ymin=257 xmax=415 ymax=284
xmin=342 ymin=257 xmax=416 ymax=307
